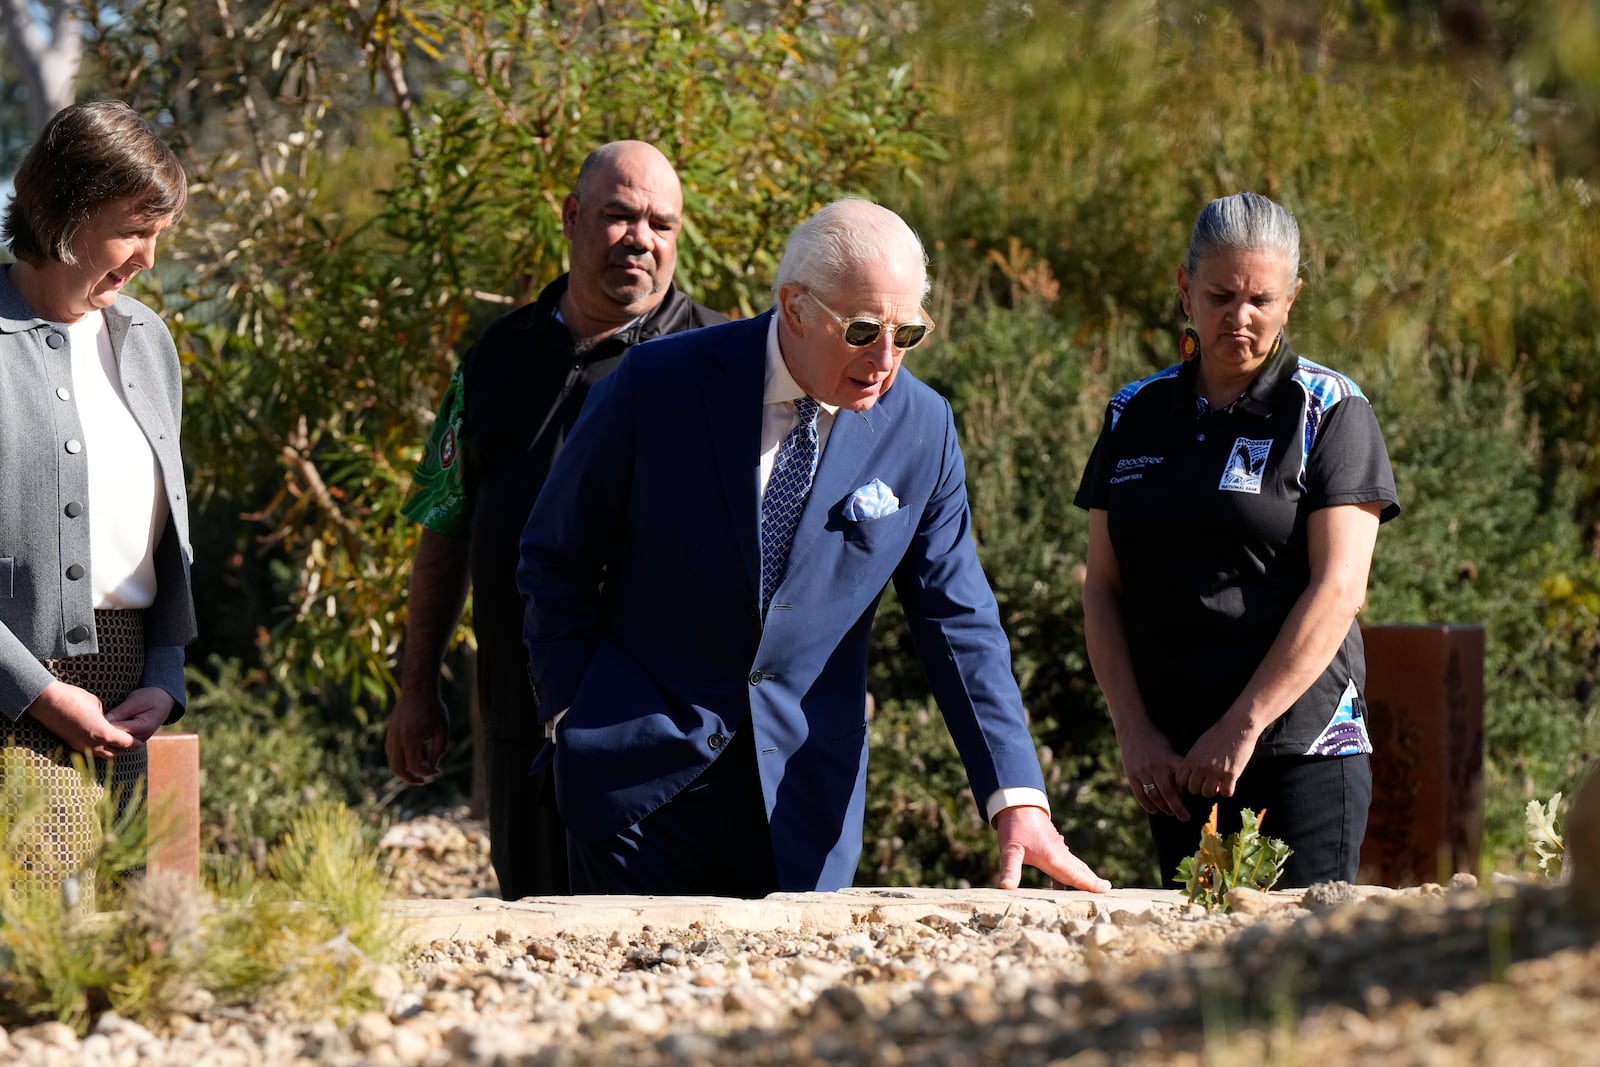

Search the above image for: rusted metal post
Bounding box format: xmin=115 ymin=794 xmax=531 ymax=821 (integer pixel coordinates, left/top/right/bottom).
xmin=146 ymin=732 xmax=200 ymax=884
xmin=1358 ymin=624 xmax=1485 ymax=887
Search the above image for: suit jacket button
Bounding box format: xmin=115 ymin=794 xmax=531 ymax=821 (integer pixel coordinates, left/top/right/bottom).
xmin=46 ymin=332 xmax=65 ymax=349
xmin=64 ymin=501 xmax=83 ymax=518
xmin=708 ymin=733 xmax=725 ymax=750
xmin=66 ymin=564 xmax=85 ymax=580
xmin=66 ymin=625 xmax=90 ymax=643
xmin=748 ymin=670 xmax=763 ymax=686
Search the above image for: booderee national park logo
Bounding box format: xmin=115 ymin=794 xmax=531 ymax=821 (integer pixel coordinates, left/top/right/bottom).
xmin=1219 ymin=437 xmax=1272 ymax=494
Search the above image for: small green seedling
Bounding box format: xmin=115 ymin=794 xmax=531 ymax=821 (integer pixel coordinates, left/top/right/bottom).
xmin=1175 ymin=805 xmax=1293 ymax=912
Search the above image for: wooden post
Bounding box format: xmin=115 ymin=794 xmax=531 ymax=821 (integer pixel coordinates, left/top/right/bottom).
xmin=146 ymin=732 xmax=200 ymax=884
xmin=1358 ymin=624 xmax=1485 ymax=887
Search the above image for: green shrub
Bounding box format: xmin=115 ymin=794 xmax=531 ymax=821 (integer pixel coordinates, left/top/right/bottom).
xmin=925 ymin=299 xmax=1160 ymax=885
xmin=185 ymin=656 xmax=380 ymax=876
xmin=0 ymin=755 xmax=148 ymax=1029
xmin=861 ymin=690 xmax=1158 ymax=889
xmin=203 ymin=804 xmax=398 ymax=1019
xmin=0 ymin=796 xmax=397 ymax=1034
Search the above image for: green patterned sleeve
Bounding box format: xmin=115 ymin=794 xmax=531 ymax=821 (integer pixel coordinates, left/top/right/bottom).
xmin=400 ymin=364 xmax=470 ymax=538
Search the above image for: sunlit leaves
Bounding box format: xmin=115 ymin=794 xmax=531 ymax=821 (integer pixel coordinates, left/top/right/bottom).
xmin=73 ymin=1 xmax=937 ymax=712
xmin=1176 ymin=806 xmax=1292 ymax=911
xmin=1525 ymin=792 xmax=1566 ymax=879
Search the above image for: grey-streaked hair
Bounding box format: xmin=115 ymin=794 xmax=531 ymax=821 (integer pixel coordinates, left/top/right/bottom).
xmin=772 ymin=198 xmax=930 ymax=307
xmin=1184 ymin=192 xmax=1300 ymax=284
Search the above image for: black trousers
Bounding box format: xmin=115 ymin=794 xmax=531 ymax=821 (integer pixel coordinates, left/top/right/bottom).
xmin=566 ymin=724 xmax=780 ymax=898
xmin=487 ymin=738 xmax=570 ymax=899
xmin=1148 ymin=753 xmax=1372 ymax=889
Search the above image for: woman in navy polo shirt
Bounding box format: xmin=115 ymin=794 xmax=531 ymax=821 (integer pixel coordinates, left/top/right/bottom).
xmin=1076 ymin=192 xmax=1399 ymax=888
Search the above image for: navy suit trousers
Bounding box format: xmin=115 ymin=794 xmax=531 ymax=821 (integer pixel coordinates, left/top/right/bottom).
xmin=566 ymin=725 xmax=781 ymax=898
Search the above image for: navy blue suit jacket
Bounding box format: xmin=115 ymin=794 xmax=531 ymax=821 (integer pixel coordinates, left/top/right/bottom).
xmin=517 ymin=312 xmax=1047 ymax=890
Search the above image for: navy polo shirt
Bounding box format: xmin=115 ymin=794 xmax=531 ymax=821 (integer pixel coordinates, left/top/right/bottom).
xmin=1074 ymin=340 xmax=1399 ymax=757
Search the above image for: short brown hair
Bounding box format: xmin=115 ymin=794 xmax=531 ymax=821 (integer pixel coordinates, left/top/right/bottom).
xmin=2 ymin=99 xmax=188 ymax=266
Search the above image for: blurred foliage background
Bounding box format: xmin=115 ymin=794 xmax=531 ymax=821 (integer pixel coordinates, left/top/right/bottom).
xmin=3 ymin=0 xmax=1598 ymax=888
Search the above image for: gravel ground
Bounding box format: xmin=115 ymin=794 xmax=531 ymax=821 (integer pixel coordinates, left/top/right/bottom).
xmin=2 ymin=809 xmax=1596 ymax=1066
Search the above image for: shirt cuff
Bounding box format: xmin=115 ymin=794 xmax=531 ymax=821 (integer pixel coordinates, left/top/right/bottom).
xmin=543 ymin=708 xmax=568 ymax=741
xmin=984 ymin=787 xmax=1051 ymax=824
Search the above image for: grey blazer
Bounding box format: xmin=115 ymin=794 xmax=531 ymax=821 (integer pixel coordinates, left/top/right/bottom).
xmin=0 ymin=264 xmax=197 ymax=720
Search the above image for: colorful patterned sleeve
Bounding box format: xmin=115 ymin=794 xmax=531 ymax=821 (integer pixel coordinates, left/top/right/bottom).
xmin=400 ymin=364 xmax=471 ymax=539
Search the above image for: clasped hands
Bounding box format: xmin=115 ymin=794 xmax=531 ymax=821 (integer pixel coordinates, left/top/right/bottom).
xmin=26 ymin=680 xmax=173 ymax=759
xmin=1120 ymin=715 xmax=1263 ymax=821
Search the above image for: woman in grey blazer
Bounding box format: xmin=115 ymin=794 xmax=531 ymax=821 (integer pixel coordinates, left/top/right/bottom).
xmin=0 ymin=100 xmax=196 ymax=900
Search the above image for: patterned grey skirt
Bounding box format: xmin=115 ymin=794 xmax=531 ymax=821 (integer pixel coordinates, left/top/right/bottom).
xmin=2 ymin=609 xmax=148 ymax=904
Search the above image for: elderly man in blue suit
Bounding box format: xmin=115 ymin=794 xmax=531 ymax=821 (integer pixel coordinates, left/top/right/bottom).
xmin=518 ymin=198 xmax=1110 ymax=897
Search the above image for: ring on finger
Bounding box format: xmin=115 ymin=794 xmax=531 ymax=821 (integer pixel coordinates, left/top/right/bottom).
xmin=1142 ymin=782 xmax=1158 ymax=794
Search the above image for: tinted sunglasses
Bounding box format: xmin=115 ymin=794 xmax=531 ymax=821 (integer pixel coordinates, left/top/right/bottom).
xmin=808 ymin=293 xmax=935 ymax=350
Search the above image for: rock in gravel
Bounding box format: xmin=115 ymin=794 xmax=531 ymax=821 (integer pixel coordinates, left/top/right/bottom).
xmin=1302 ymin=880 xmax=1363 ymax=911
xmin=1224 ymin=886 xmax=1282 ymax=914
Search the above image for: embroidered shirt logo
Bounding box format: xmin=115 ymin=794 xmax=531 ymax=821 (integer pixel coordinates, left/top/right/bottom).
xmin=1110 ymin=454 xmax=1163 ymax=485
xmin=1219 ymin=437 xmax=1272 ymax=494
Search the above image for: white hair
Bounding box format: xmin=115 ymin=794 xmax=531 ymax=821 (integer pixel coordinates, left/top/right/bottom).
xmin=771 ymin=198 xmax=930 ymax=306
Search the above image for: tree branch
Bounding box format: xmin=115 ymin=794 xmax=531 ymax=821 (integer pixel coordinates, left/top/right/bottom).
xmin=0 ymin=0 xmax=81 ymax=130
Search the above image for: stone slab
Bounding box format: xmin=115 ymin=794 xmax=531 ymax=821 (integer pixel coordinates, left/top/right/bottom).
xmin=388 ymin=886 xmax=1201 ymax=947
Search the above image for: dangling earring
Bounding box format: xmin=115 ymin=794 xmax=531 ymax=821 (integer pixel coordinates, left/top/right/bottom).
xmin=1180 ymin=326 xmax=1200 ymax=362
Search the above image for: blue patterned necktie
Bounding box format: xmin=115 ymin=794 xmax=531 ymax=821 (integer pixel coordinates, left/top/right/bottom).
xmin=760 ymin=396 xmax=821 ymax=612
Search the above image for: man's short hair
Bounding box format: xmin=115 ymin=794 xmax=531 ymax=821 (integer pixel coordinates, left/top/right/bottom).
xmin=2 ymin=99 xmax=188 ymax=266
xmin=772 ymin=198 xmax=930 ymax=306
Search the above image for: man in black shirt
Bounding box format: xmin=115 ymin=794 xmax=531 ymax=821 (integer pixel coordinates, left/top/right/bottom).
xmin=385 ymin=142 xmax=725 ymax=898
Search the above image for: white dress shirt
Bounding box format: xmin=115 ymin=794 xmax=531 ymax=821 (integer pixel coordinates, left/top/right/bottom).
xmin=759 ymin=313 xmax=840 ymax=496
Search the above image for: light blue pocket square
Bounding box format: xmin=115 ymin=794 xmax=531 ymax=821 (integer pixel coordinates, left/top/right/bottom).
xmin=844 ymin=478 xmax=900 ymax=521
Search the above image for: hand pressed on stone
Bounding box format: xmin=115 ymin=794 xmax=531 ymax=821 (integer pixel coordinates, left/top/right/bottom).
xmin=994 ymin=804 xmax=1112 ymax=893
